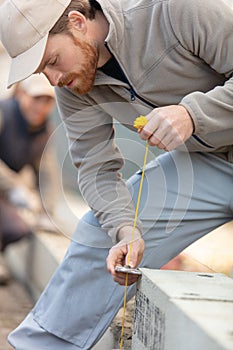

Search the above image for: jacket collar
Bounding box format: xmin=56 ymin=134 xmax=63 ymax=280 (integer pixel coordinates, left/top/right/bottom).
xmin=97 ymin=0 xmax=124 ymax=51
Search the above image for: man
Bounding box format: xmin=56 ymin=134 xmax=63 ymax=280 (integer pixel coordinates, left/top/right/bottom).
xmin=0 ymin=0 xmax=232 ymax=349
xmin=0 ymin=74 xmax=57 ymax=252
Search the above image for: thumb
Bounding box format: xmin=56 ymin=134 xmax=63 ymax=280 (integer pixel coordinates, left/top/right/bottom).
xmin=125 ymin=245 xmax=136 ymax=268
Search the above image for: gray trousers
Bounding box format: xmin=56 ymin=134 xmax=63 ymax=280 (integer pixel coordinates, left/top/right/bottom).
xmin=8 ymin=151 xmax=233 ymax=349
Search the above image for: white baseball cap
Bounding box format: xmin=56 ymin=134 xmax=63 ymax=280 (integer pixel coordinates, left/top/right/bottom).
xmin=0 ymin=0 xmax=72 ymax=88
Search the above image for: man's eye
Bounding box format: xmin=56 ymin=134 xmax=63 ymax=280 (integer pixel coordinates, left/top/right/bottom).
xmin=50 ymin=58 xmax=57 ymax=66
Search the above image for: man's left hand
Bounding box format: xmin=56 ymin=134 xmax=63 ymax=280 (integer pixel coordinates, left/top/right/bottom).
xmin=106 ymin=226 xmax=144 ymax=286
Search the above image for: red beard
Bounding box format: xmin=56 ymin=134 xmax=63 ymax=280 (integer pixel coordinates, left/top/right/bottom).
xmin=58 ymin=36 xmax=99 ymax=95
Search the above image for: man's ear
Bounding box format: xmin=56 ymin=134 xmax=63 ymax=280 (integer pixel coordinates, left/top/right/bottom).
xmin=68 ymin=11 xmax=87 ymax=34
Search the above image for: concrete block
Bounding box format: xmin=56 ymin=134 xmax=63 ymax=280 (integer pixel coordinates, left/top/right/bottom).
xmin=132 ymin=269 xmax=233 ymax=350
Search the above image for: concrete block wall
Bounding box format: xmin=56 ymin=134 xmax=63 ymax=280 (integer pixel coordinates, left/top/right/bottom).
xmin=132 ymin=269 xmax=233 ymax=350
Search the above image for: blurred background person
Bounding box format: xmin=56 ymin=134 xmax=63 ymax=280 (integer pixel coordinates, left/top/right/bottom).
xmin=0 ymin=74 xmax=58 ymax=270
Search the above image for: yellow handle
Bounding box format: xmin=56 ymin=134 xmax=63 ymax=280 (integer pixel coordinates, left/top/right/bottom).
xmin=133 ymin=115 xmax=148 ymax=130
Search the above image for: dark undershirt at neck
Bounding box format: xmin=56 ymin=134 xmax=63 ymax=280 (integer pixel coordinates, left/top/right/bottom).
xmin=98 ymin=56 xmax=128 ymax=83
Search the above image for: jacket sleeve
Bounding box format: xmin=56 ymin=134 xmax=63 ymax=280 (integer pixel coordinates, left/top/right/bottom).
xmin=55 ymin=87 xmax=141 ymax=243
xmin=169 ymin=0 xmax=233 ymax=147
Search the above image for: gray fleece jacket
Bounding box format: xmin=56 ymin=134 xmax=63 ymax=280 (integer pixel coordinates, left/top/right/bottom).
xmin=55 ymin=0 xmax=233 ymax=242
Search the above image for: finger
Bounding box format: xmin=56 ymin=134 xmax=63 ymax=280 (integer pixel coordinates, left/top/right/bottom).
xmin=165 ymin=138 xmax=183 ymax=151
xmin=106 ymin=258 xmax=119 ymax=275
xmin=139 ymin=119 xmax=159 ymax=140
xmin=148 ymin=135 xmax=167 ymax=149
xmin=148 ymin=132 xmax=172 ymax=149
xmin=106 ymin=250 xmax=124 ymax=274
xmin=148 ymin=120 xmax=182 ymax=149
xmin=113 ymin=271 xmax=139 ymax=286
xmin=147 ymin=124 xmax=168 ymax=146
xmin=125 ymin=239 xmax=144 ymax=268
xmin=161 ymin=131 xmax=185 ymax=151
xmin=125 ymin=248 xmax=139 ymax=269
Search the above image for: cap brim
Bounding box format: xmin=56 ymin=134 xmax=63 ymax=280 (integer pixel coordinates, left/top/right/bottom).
xmin=7 ymin=34 xmax=49 ymax=88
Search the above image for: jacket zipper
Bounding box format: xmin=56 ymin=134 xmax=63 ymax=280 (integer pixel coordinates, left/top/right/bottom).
xmin=105 ymin=43 xmax=157 ymax=108
xmin=192 ymin=135 xmax=214 ymax=148
xmin=119 ymin=69 xmax=157 ymax=108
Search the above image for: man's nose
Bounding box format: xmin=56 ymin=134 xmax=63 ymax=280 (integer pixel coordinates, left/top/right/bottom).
xmin=43 ymin=69 xmax=62 ymax=87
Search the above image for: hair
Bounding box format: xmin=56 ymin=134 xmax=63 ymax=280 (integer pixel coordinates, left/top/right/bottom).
xmin=50 ymin=0 xmax=102 ymax=35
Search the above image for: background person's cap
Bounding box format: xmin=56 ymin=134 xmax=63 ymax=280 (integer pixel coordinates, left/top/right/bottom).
xmin=0 ymin=0 xmax=72 ymax=88
xmin=20 ymin=74 xmax=55 ymax=98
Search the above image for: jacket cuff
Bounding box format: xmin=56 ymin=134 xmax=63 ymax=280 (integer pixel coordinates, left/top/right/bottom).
xmin=112 ymin=220 xmax=142 ymax=244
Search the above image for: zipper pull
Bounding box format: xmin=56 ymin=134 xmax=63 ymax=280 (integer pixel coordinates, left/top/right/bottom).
xmin=130 ymin=88 xmax=136 ymax=101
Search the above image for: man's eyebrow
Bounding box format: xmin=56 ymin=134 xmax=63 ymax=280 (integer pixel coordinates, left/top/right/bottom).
xmin=35 ymin=57 xmax=51 ymax=74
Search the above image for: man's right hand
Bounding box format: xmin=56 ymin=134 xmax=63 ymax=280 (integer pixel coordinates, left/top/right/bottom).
xmin=139 ymin=105 xmax=194 ymax=151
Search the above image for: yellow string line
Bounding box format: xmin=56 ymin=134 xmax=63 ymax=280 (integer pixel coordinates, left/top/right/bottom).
xmin=119 ymin=272 xmax=129 ymax=350
xmin=120 ymin=141 xmax=149 ymax=350
xmin=127 ymin=141 xmax=149 ymax=264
